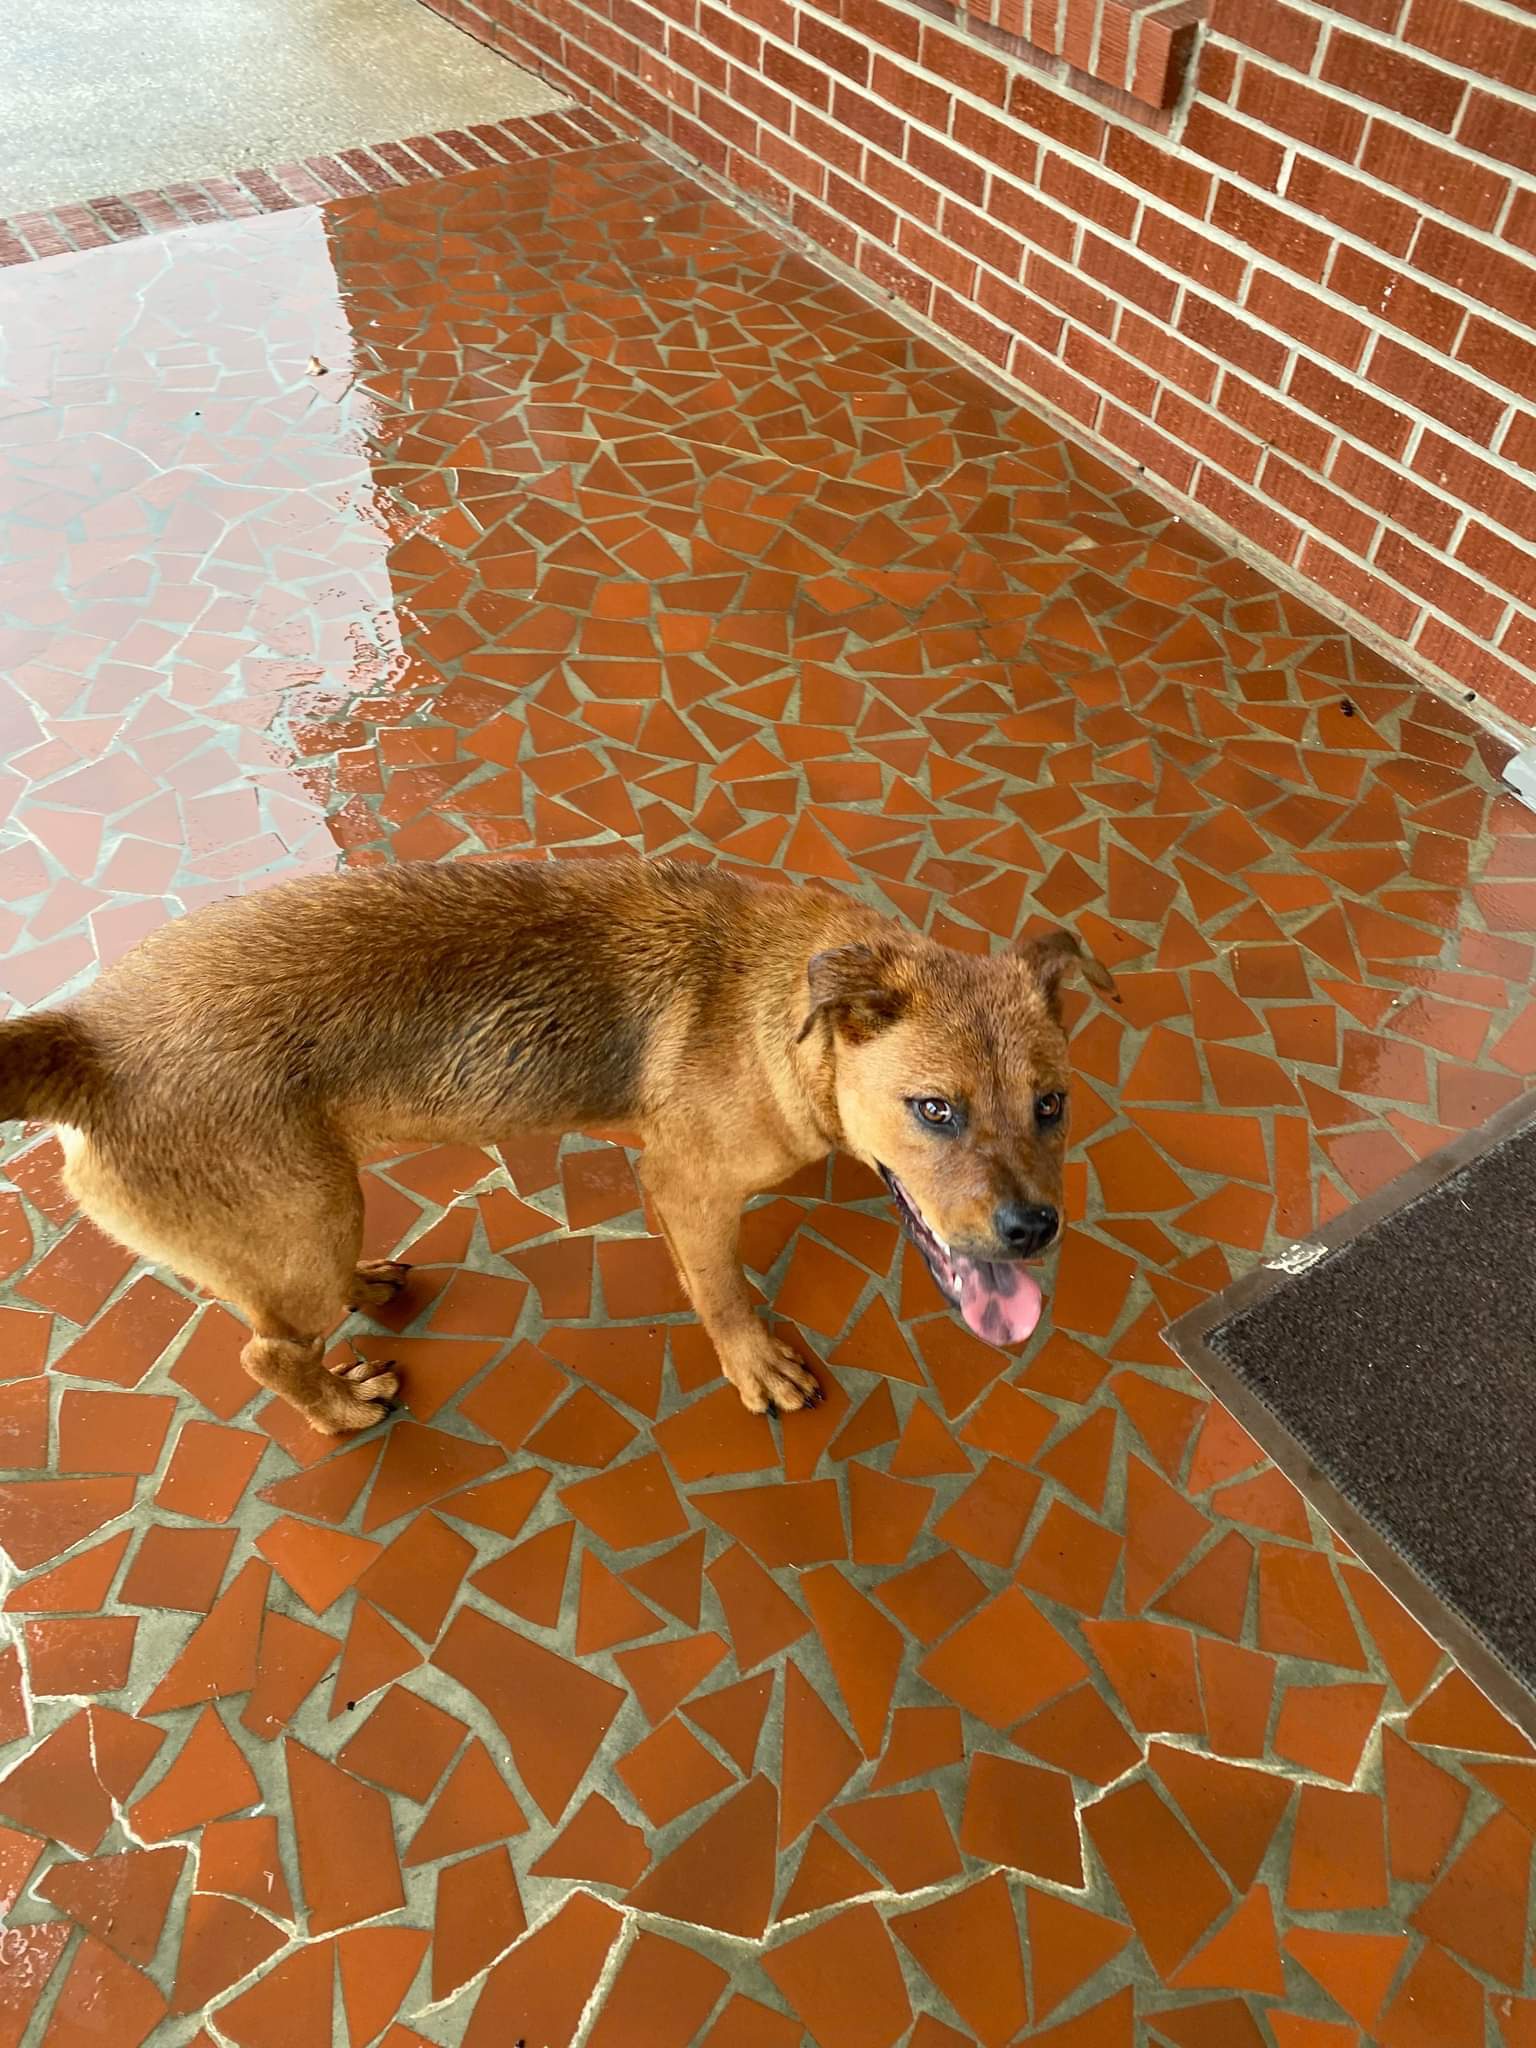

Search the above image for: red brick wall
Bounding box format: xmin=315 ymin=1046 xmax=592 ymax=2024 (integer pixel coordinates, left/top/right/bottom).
xmin=424 ymin=0 xmax=1536 ymax=729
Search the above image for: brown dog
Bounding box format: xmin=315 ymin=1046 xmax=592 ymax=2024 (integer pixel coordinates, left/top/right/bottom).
xmin=0 ymin=858 xmax=1116 ymax=1431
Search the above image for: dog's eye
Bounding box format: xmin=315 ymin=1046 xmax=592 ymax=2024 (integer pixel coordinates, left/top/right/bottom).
xmin=1035 ymin=1091 xmax=1066 ymax=1126
xmin=912 ymin=1097 xmax=955 ymax=1128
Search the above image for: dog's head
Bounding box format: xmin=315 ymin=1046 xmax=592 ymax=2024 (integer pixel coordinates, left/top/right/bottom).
xmin=798 ymin=926 xmax=1117 ymax=1347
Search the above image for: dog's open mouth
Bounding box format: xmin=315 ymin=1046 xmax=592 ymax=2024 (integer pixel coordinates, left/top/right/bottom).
xmin=880 ymin=1168 xmax=1044 ymax=1348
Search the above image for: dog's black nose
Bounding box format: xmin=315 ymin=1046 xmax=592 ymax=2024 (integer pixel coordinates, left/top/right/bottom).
xmin=994 ymin=1201 xmax=1059 ymax=1256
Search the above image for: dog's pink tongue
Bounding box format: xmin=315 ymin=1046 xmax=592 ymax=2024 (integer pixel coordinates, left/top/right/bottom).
xmin=956 ymin=1259 xmax=1044 ymax=1347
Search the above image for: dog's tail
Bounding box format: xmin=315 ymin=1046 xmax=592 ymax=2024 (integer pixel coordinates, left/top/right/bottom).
xmin=0 ymin=1012 xmax=97 ymax=1125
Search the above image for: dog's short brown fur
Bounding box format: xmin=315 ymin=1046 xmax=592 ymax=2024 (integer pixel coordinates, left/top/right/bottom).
xmin=0 ymin=858 xmax=1114 ymax=1432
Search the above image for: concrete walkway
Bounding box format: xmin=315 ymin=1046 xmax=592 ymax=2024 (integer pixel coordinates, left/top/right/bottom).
xmin=0 ymin=0 xmax=568 ymax=213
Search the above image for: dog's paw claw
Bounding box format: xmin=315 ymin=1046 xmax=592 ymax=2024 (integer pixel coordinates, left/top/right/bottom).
xmin=725 ymin=1330 xmax=822 ymax=1416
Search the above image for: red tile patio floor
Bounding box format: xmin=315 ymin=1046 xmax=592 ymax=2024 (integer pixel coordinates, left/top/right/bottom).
xmin=2 ymin=137 xmax=1536 ymax=2048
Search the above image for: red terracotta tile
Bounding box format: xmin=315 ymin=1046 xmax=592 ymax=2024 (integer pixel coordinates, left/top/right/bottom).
xmin=285 ymin=1739 xmax=405 ymax=1933
xmin=1285 ymin=1928 xmax=1409 ymax=2033
xmin=890 ymin=1873 xmax=1028 ymax=2048
xmin=213 ymin=1939 xmax=335 ymax=2048
xmin=585 ymin=1931 xmax=729 ymax=2048
xmin=1082 ymin=1618 xmax=1204 ymax=1735
xmin=355 ymin=1511 xmax=474 ymax=1640
xmin=433 ymin=1843 xmax=525 ymax=1999
xmin=36 ymin=1843 xmax=184 ymax=1964
xmin=616 ymin=1628 xmax=729 ymax=1723
xmin=1258 ymin=1543 xmax=1368 ymax=1668
xmin=706 ymin=1542 xmax=811 ymax=1670
xmin=835 ymin=1786 xmax=963 ymax=1892
xmin=337 ymin=1927 xmax=431 ymax=2048
xmin=337 ymin=1682 xmax=466 ymax=1800
xmin=462 ymin=1893 xmax=622 ymax=2048
xmin=171 ymin=1894 xmax=288 ymax=2014
xmin=629 ymin=1774 xmax=778 ymax=1935
xmin=361 ymin=1420 xmax=505 ymax=1528
xmin=920 ymin=1586 xmax=1088 ymax=1728
xmin=1085 ymin=1778 xmax=1231 ymax=1972
xmin=432 ymin=1605 xmax=625 ymax=1821
xmin=25 ymin=1613 xmax=137 ymax=1693
xmin=404 ymin=1736 xmax=527 ymax=1865
xmin=960 ymin=1751 xmax=1082 ymax=1883
xmin=196 ymin=1813 xmax=294 ymax=1919
xmin=1026 ymin=1889 xmax=1133 ymax=2022
xmin=0 ymin=1923 xmax=71 ymax=2043
xmin=470 ymin=1518 xmax=574 ymax=1627
xmin=0 ymin=1475 xmax=137 ymax=1569
xmin=529 ymin=1789 xmax=650 ymax=1886
xmin=129 ymin=1706 xmax=262 ymax=1842
xmin=1405 ymin=1668 xmax=1536 ymax=1755
xmin=762 ymin=1903 xmax=912 ymax=2047
xmin=1377 ymin=1943 xmax=1486 ymax=2047
xmin=871 ymin=1705 xmax=965 ymax=1791
xmin=1012 ymin=1680 xmax=1143 ymax=1785
xmin=119 ymin=1523 xmax=237 ymax=1611
xmin=35 ymin=1938 xmax=167 ymax=2048
xmin=1411 ymin=1807 xmax=1532 ymax=1987
xmin=240 ymin=1612 xmax=339 ymax=1740
xmin=156 ymin=1420 xmax=266 ymax=1521
xmin=1274 ymin=1679 xmax=1387 ymax=1780
xmin=50 ymin=1275 xmax=195 ymax=1387
xmin=1287 ymin=1785 xmax=1389 ymax=1910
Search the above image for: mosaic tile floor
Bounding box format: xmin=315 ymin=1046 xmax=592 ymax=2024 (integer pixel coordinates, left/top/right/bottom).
xmin=3 ymin=137 xmax=1536 ymax=2048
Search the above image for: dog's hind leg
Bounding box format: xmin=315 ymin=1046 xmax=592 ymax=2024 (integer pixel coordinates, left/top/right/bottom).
xmin=62 ymin=1130 xmax=399 ymax=1434
xmin=641 ymin=1151 xmax=822 ymax=1414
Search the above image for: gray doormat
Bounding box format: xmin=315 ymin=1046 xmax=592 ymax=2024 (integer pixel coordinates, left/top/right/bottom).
xmin=1165 ymin=1094 xmax=1536 ymax=1743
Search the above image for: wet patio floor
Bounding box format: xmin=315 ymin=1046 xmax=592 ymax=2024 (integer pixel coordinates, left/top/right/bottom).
xmin=2 ymin=136 xmax=1536 ymax=2048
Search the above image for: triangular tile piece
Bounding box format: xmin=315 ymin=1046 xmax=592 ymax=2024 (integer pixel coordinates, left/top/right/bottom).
xmin=802 ymin=1566 xmax=904 ymax=1758
xmin=329 ymin=1603 xmax=420 ymax=1717
xmin=128 ymin=1708 xmax=261 ymax=1842
xmin=337 ymin=1926 xmax=431 ymax=2048
xmin=256 ymin=1518 xmax=380 ymax=1614
xmin=706 ymin=1545 xmax=810 ymax=1670
xmin=37 ymin=1845 xmax=183 ymax=1965
xmin=362 ymin=1424 xmax=504 ymax=1532
xmin=780 ymin=1662 xmax=860 ymax=1847
xmin=462 ymin=1895 xmax=622 ymax=2048
xmin=1284 ymin=1930 xmax=1407 ymax=2032
xmin=684 ymin=1671 xmax=774 ymax=1775
xmin=614 ymin=1631 xmax=729 ymax=1723
xmin=629 ymin=1776 xmax=778 ymax=1937
xmin=890 ymin=1873 xmax=1028 ymax=2047
xmin=215 ymin=1939 xmax=335 ymax=2048
xmin=257 ymin=1442 xmax=380 ymax=1524
xmin=140 ymin=1559 xmax=270 ymax=1714
xmin=432 ymin=1607 xmax=625 ymax=1822
xmin=471 ymin=1521 xmax=574 ymax=1627
xmin=1173 ymin=1886 xmax=1286 ymax=1994
xmin=622 ymin=1529 xmax=705 ymax=1626
xmin=529 ymin=1793 xmax=650 ymax=1887
xmin=405 ymin=1738 xmax=527 ymax=1865
xmin=3 ymin=1532 xmax=130 ymax=1613
xmin=889 ymin=1399 xmax=973 ymax=1477
xmin=576 ymin=1551 xmax=666 ymax=1655
xmin=1026 ymin=1889 xmax=1132 ymax=2020
xmin=778 ymin=1825 xmax=877 ymax=1921
xmin=437 ymin=1469 xmax=549 ymax=1541
xmin=170 ymin=1893 xmax=286 ymax=2014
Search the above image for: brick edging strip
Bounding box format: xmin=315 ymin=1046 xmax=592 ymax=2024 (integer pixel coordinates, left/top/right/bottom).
xmin=0 ymin=107 xmax=622 ymax=266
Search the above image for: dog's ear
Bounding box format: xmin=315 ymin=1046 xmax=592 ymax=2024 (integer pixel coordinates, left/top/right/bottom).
xmin=797 ymin=944 xmax=909 ymax=1045
xmin=1016 ymin=926 xmax=1120 ymax=1008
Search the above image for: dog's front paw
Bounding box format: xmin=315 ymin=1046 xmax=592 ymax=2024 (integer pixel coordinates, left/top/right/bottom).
xmin=724 ymin=1327 xmax=821 ymax=1415
xmin=310 ymin=1357 xmax=400 ymax=1433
